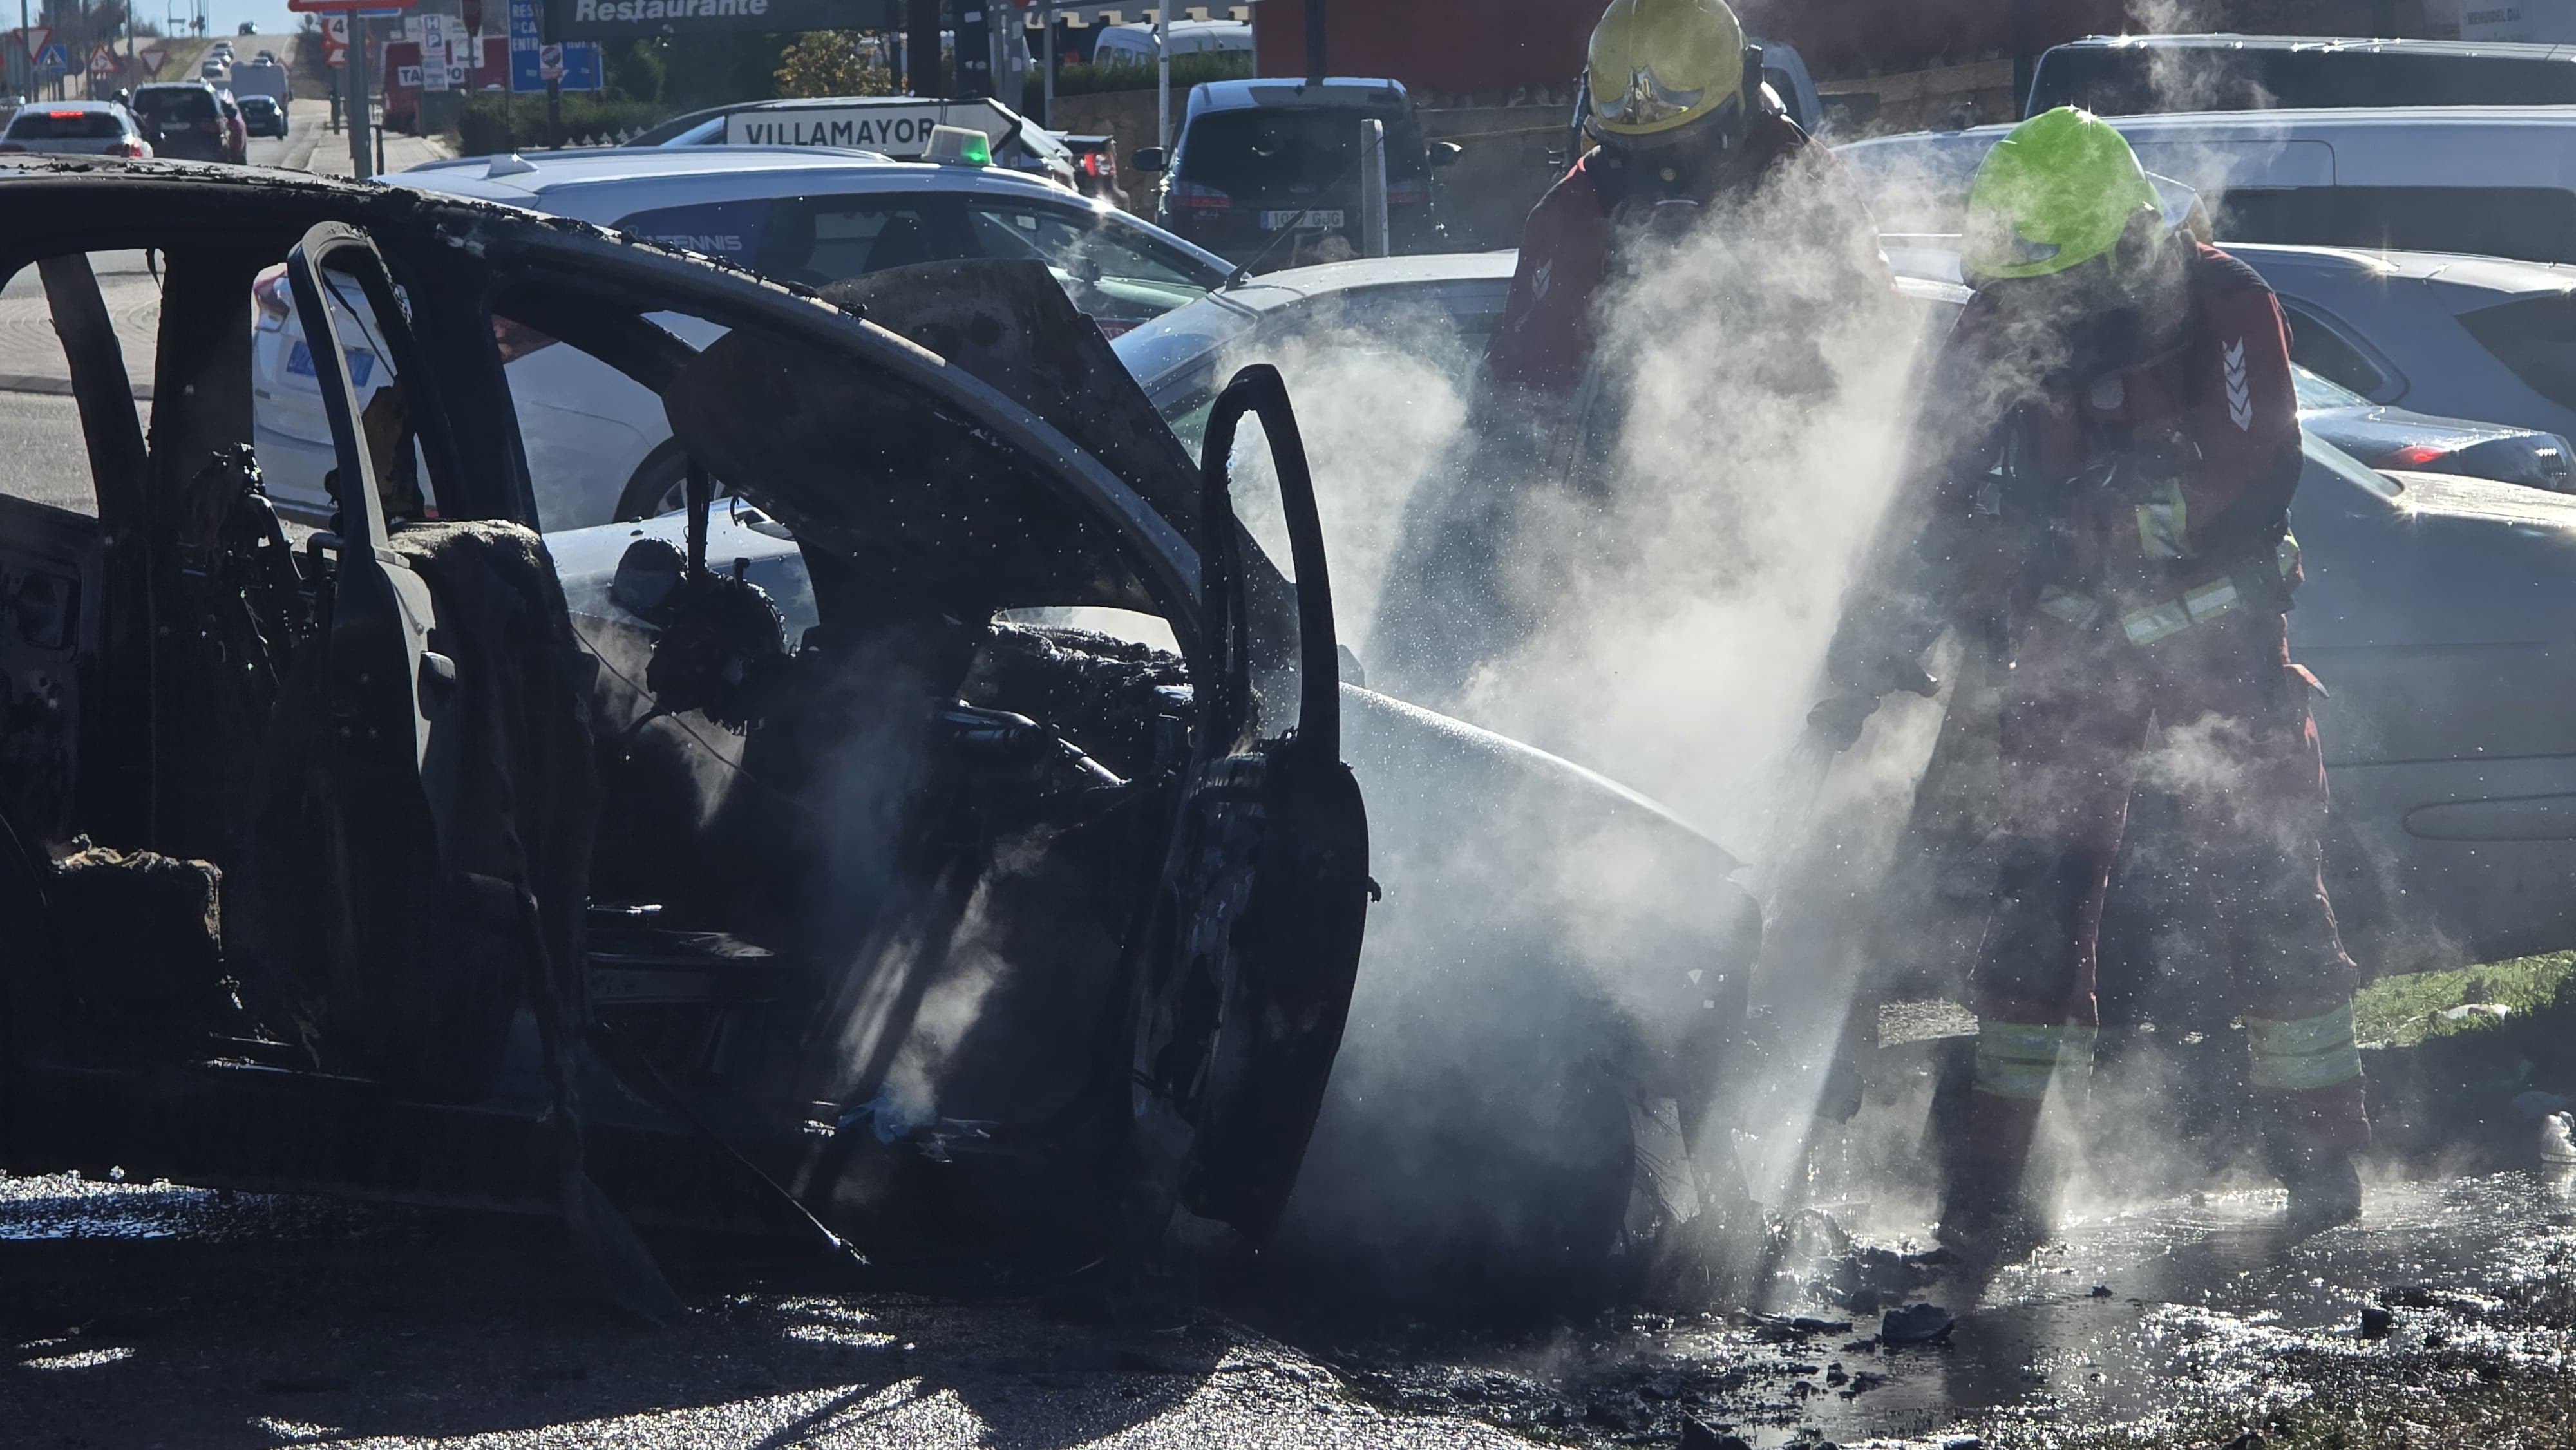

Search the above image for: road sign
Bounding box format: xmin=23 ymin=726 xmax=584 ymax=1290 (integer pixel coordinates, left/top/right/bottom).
xmin=86 ymin=42 xmax=117 ymax=77
xmin=17 ymin=25 xmax=51 ymax=62
xmin=537 ymin=42 xmax=562 ymax=80
xmin=287 ymin=0 xmax=415 ymax=12
xmin=36 ymin=41 xmax=68 ymax=73
xmin=138 ymin=44 xmax=166 ymax=75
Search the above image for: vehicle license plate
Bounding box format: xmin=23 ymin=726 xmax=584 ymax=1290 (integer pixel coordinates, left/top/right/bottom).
xmin=286 ymin=339 xmax=375 ymax=388
xmin=1260 ymin=209 xmax=1345 ymax=231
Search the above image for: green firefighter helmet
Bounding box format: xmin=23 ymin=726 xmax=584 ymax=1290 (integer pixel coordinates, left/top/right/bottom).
xmin=1962 ymin=107 xmax=2165 ymax=283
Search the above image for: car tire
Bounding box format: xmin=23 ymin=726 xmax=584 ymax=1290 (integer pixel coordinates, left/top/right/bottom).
xmin=614 ymin=440 xmax=693 ymax=522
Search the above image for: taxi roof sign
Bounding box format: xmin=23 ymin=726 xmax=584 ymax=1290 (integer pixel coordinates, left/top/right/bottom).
xmin=925 ymin=124 xmax=990 ymax=167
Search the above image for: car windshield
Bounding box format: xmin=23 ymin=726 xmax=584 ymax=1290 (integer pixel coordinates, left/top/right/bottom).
xmin=1110 ymin=292 xmax=1265 ymax=403
xmin=1176 ymin=106 xmax=1427 ymax=191
xmin=134 ymin=88 xmax=214 ymax=122
xmin=2292 ymin=363 xmax=2370 ymax=410
xmin=5 ymin=109 xmax=126 ymax=139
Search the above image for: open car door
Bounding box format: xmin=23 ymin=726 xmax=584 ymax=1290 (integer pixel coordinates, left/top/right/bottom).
xmin=799 ymin=260 xmax=1374 ymax=1240
xmin=1132 ymin=364 xmax=1373 ymax=1238
xmin=279 ymin=223 xmax=475 ymax=1091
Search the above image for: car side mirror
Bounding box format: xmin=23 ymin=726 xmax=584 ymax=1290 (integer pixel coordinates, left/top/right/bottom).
xmin=1429 ymin=140 xmax=1462 ymax=167
xmin=1132 ymin=147 xmax=1168 ymax=174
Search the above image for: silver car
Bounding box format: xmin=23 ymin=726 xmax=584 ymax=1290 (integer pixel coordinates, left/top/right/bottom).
xmin=0 ymin=101 xmax=150 ymax=159
xmin=1112 ymin=252 xmax=2576 ymax=977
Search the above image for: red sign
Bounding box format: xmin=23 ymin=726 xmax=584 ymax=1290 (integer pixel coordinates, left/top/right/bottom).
xmin=86 ymin=42 xmax=119 ymax=77
xmin=16 ymin=25 xmax=51 ymax=62
xmin=137 ymin=44 xmax=165 ymax=75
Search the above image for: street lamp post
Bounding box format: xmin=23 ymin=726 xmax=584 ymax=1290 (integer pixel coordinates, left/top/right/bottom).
xmin=1154 ymin=3 xmax=1167 ymax=149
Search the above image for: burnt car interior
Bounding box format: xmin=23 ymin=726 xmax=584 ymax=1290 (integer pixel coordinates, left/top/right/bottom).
xmin=0 ymin=191 xmax=1368 ymax=1288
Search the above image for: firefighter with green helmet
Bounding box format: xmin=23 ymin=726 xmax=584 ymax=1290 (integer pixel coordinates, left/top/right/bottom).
xmin=1816 ymin=108 xmax=2368 ymax=1256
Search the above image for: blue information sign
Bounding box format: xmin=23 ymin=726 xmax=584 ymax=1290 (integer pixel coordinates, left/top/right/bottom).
xmin=507 ymin=0 xmax=600 ymax=91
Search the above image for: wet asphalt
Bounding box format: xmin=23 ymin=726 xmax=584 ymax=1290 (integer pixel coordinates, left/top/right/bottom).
xmin=7 ymin=1165 xmax=2575 ymax=1447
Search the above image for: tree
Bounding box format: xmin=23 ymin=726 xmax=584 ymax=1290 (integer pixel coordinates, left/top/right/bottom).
xmin=773 ymin=30 xmax=893 ymax=99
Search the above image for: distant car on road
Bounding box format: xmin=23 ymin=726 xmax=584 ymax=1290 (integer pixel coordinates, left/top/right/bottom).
xmin=0 ymin=101 xmax=151 ymax=158
xmin=1135 ymin=77 xmax=1457 ymax=271
xmin=248 ymin=146 xmax=1235 ymax=527
xmin=129 ymin=81 xmax=232 ymax=162
xmin=237 ymin=94 xmax=285 ymax=138
xmin=227 ymin=59 xmax=292 ymax=116
xmin=214 ymin=91 xmax=247 ymax=162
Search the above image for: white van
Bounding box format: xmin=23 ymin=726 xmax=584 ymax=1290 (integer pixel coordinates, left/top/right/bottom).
xmin=1089 ymin=20 xmax=1251 ymax=68
xmin=1837 ymin=106 xmax=2576 ymax=266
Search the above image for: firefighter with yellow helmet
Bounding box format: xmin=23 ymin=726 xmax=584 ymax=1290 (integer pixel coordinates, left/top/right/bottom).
xmin=1371 ymin=0 xmax=1884 ymax=702
xmin=1478 ymin=0 xmax=1877 ymax=413
xmin=1817 ymin=108 xmax=2368 ymax=1257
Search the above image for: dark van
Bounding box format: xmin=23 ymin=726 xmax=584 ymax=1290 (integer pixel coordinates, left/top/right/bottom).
xmin=129 ymin=81 xmax=229 ymax=162
xmin=2027 ymin=34 xmax=2576 ymax=118
xmin=1141 ymin=77 xmax=1455 ymax=270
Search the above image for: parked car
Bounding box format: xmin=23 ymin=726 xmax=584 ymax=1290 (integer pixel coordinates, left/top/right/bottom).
xmin=627 ymin=95 xmax=1079 ymax=191
xmin=1881 ymin=239 xmax=2576 ymax=467
xmin=238 ymin=94 xmax=285 ymax=138
xmin=0 ymin=100 xmax=151 ymax=158
xmin=1839 ymin=107 xmax=2576 ymax=266
xmin=2293 ymin=362 xmax=2571 ymax=489
xmin=0 ymin=165 xmax=1754 ymax=1287
xmin=251 ymin=147 xmax=1235 ymax=527
xmin=1135 ymin=77 xmax=1459 ymax=270
xmin=129 ymin=81 xmax=232 ymax=162
xmin=2025 ymin=33 xmax=2576 ymax=118
xmin=1110 ymin=250 xmax=2576 ymax=977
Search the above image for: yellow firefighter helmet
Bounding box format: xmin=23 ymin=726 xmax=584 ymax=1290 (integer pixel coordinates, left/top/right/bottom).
xmin=1586 ymin=0 xmax=1755 ymax=140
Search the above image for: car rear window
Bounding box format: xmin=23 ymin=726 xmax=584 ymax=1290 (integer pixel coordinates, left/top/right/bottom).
xmin=5 ymin=109 xmax=126 ymax=139
xmin=134 ymin=88 xmax=215 ymax=122
xmin=1175 ymin=107 xmax=1427 ymax=191
xmin=2461 ymin=294 xmax=2576 ymax=411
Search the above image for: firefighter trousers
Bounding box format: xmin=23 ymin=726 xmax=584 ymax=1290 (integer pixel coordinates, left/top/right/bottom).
xmin=1958 ymin=605 xmax=2369 ymax=1190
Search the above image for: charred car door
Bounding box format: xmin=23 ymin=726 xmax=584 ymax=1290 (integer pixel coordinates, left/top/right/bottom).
xmin=820 ymin=263 xmax=1374 ymax=1238
xmin=1131 ymin=362 xmax=1373 ymax=1238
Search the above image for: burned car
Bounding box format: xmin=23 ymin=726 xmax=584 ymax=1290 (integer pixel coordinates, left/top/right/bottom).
xmin=0 ymin=167 xmax=1755 ymax=1292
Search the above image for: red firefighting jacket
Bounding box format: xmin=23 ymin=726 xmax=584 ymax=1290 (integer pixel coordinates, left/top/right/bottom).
xmin=1910 ymin=241 xmax=2306 ymax=643
xmin=1477 ymin=108 xmax=1877 ymax=418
